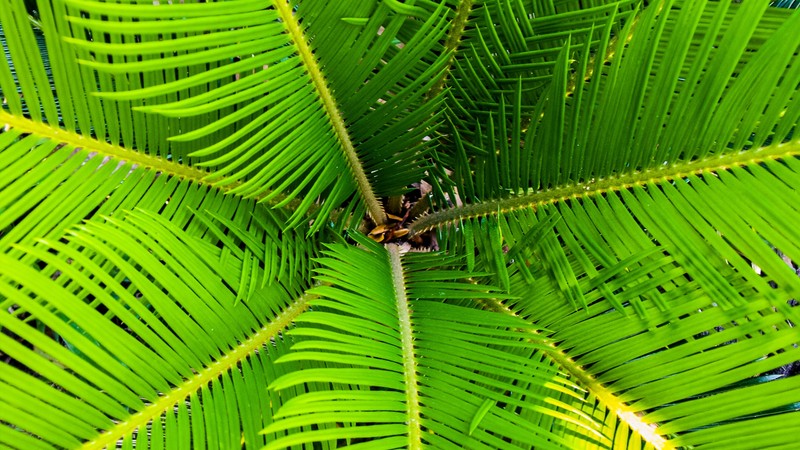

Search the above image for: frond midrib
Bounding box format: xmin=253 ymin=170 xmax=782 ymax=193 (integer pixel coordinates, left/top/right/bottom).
xmin=427 ymin=0 xmax=474 ymax=99
xmin=387 ymin=244 xmax=422 ymax=448
xmin=273 ymin=1 xmax=387 ymax=225
xmin=1 ymin=111 xmax=209 ymax=182
xmin=80 ymin=296 xmax=310 ymax=450
xmin=409 ymin=140 xmax=800 ymax=234
xmin=1 ymin=111 xmax=309 ymax=210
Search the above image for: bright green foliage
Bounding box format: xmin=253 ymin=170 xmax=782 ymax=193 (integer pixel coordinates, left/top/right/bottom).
xmin=1 ymin=1 xmax=800 ymax=449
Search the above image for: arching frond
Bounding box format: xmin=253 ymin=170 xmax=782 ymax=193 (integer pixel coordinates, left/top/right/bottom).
xmin=414 ymin=1 xmax=800 ymax=447
xmin=426 ymin=0 xmax=800 ymax=205
xmin=51 ymin=0 xmax=451 ymax=226
xmin=491 ymin=177 xmax=800 ymax=448
xmin=1 ymin=106 xmax=322 ymax=449
xmin=0 ymin=206 xmax=319 ymax=449
xmin=265 ymin=235 xmax=605 ymax=449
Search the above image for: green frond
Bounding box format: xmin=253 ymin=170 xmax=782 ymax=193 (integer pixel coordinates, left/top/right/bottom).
xmin=265 ymin=238 xmax=605 ymax=449
xmin=0 ymin=206 xmax=319 ymax=449
xmin=0 ymin=115 xmax=318 ymax=288
xmin=499 ymin=182 xmax=800 ymax=446
xmin=433 ymin=121 xmax=800 ymax=447
xmin=444 ymin=0 xmax=639 ymax=122
xmin=406 ymin=1 xmax=800 ymax=447
xmin=426 ymin=0 xmax=800 ymax=209
xmin=44 ymin=0 xmax=453 ymax=227
xmin=0 ymin=107 xmax=322 ymax=448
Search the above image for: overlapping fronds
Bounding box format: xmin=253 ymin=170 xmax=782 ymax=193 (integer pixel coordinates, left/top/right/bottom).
xmin=0 ymin=112 xmax=318 ymax=298
xmin=3 ymin=0 xmax=800 ymax=448
xmin=445 ymin=0 xmax=639 ymax=119
xmin=411 ymin=1 xmax=800 ymax=447
xmin=434 ymin=164 xmax=800 ymax=447
xmin=51 ymin=0 xmax=451 ymax=227
xmin=0 ymin=205 xmax=320 ymax=449
xmin=427 ymin=0 xmax=800 ymax=206
xmin=493 ymin=174 xmax=800 ymax=447
xmin=0 ymin=109 xmax=322 ymax=448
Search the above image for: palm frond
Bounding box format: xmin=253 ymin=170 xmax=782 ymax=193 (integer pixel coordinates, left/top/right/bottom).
xmin=446 ymin=0 xmax=639 ymax=117
xmin=265 ymin=234 xmax=606 ymax=449
xmin=0 ymin=105 xmax=321 ymax=449
xmin=500 ymin=189 xmax=800 ymax=447
xmin=0 ymin=111 xmax=318 ymax=294
xmin=409 ymin=1 xmax=800 ymax=447
xmin=0 ymin=206 xmax=318 ymax=448
xmin=424 ymin=0 xmax=799 ymax=206
xmin=51 ymin=0 xmax=452 ymax=227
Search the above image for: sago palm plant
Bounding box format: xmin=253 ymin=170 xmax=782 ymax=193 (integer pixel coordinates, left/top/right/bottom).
xmin=2 ymin=0 xmax=800 ymax=448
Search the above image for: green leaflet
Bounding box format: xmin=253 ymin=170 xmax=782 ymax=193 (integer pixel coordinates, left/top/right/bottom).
xmin=469 ymin=398 xmax=497 ymax=435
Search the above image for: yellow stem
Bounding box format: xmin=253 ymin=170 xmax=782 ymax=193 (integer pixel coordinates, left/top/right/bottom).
xmin=427 ymin=0 xmax=473 ymax=100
